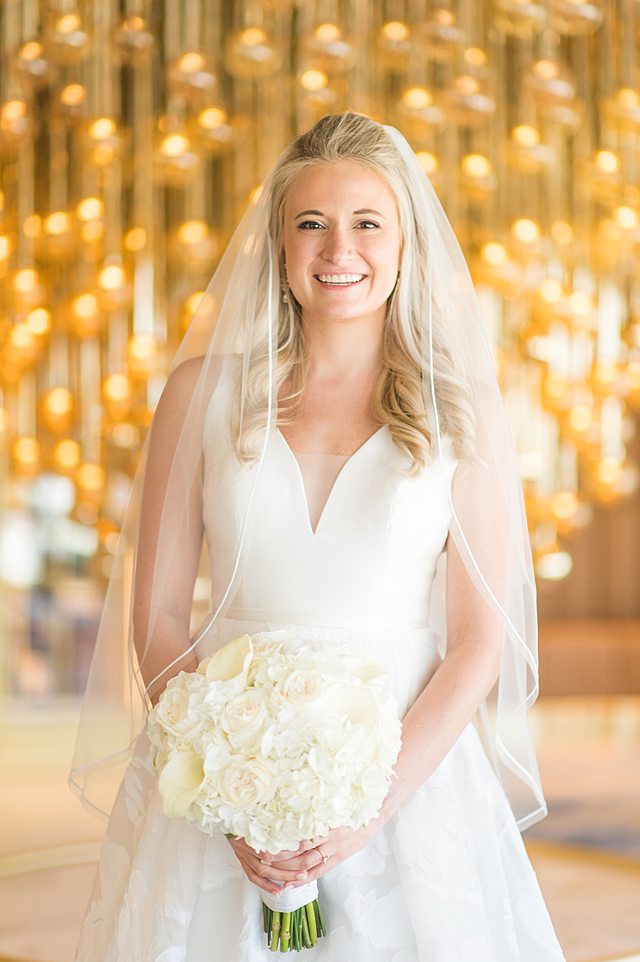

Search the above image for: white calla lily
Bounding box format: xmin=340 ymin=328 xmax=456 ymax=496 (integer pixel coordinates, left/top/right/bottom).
xmin=324 ymin=685 xmax=378 ymax=733
xmin=340 ymin=655 xmax=389 ymax=687
xmin=158 ymin=749 xmax=204 ymax=817
xmin=199 ymin=634 xmax=253 ymax=682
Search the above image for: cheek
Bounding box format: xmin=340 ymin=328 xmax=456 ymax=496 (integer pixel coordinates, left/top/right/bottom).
xmin=371 ymin=239 xmax=401 ymax=277
xmin=283 ymin=233 xmax=311 ymax=272
xmin=369 ymin=229 xmax=400 ymax=256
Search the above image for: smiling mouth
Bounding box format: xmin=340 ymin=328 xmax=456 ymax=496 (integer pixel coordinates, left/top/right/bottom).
xmin=314 ymin=273 xmax=367 ymax=286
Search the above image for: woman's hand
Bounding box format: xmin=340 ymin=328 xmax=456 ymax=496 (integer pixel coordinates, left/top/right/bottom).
xmin=258 ymin=814 xmax=385 ymax=888
xmin=226 ymin=835 xmax=312 ymax=897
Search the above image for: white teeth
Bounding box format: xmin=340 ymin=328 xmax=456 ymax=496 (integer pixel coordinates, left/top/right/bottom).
xmin=316 ymin=273 xmax=366 ymax=285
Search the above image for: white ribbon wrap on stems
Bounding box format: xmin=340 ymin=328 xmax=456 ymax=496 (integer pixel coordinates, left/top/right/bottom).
xmin=261 ymin=879 xmax=319 ymax=913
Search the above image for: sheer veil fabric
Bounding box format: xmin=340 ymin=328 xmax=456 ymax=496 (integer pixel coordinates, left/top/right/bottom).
xmin=68 ymin=117 xmax=547 ymax=834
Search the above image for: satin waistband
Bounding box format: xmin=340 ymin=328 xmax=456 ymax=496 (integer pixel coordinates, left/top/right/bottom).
xmin=207 ymin=608 xmax=443 ymax=651
xmin=221 ymin=605 xmax=434 ymax=633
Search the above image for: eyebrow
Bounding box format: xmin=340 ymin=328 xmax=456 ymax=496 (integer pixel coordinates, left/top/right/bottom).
xmin=293 ymin=208 xmax=386 ymax=219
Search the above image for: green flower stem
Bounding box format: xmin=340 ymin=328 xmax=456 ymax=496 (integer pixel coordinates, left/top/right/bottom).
xmin=264 ymin=898 xmax=325 ymax=952
xmin=301 ymin=908 xmax=311 ymax=948
xmin=315 ymin=897 xmax=326 ymax=937
xmin=269 ymin=911 xmax=281 ymax=951
xmin=280 ymin=911 xmax=291 ymax=951
xmin=305 ymin=902 xmax=317 ymax=944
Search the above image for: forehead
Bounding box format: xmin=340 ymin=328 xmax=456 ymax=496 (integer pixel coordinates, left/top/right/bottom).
xmin=283 ymin=159 xmax=399 ymax=214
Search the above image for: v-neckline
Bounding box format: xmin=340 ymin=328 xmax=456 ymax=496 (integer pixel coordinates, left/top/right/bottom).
xmin=275 ymin=425 xmax=387 ymax=536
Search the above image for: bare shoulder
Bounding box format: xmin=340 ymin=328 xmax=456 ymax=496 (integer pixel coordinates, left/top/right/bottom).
xmin=153 ymin=355 xmax=206 ymax=422
xmin=153 ymin=354 xmax=242 ymax=435
xmin=163 ymin=355 xmax=206 ymax=398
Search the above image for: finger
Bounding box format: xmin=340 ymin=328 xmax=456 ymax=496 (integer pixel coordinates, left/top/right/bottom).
xmin=261 ymin=866 xmax=310 ymax=883
xmin=242 ymin=855 xmax=300 ymax=881
xmin=313 ymin=829 xmax=348 ymax=846
xmin=230 ymin=838 xmax=266 ymax=861
xmin=249 ymin=838 xmax=321 ymax=865
xmin=305 ymin=858 xmax=333 ymax=883
xmin=246 ymin=859 xmax=311 ymax=883
xmin=227 ymin=841 xmax=288 ymax=885
xmin=251 ymin=848 xmax=280 ymax=864
xmin=262 ymin=841 xmax=313 ymax=862
xmin=304 ymin=845 xmax=339 ymax=881
xmin=259 ymin=848 xmax=297 ymax=862
xmin=228 ymin=848 xmax=280 ymax=896
xmin=288 ymin=838 xmax=319 ymax=855
xmin=243 ymin=864 xmax=284 ymax=897
xmin=259 ymin=835 xmax=335 ymax=861
xmin=268 ymin=849 xmax=324 ymax=873
xmin=248 ymin=860 xmax=310 ymax=890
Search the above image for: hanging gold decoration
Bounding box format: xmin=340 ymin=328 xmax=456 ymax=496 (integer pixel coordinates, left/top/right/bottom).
xmin=0 ymin=0 xmax=639 ymax=590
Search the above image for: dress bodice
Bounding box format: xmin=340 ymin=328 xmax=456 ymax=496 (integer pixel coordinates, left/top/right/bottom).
xmin=291 ymin=449 xmax=349 ymax=533
xmin=201 ymin=364 xmax=458 ymax=633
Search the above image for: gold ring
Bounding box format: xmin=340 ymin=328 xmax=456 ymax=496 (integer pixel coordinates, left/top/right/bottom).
xmin=318 ymin=846 xmax=328 ymax=865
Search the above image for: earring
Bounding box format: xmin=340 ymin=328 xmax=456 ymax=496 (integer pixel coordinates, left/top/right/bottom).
xmin=281 ymin=283 xmax=289 ymax=304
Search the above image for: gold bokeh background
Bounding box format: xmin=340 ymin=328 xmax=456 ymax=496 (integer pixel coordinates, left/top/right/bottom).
xmin=2 ymin=1 xmax=640 ymax=592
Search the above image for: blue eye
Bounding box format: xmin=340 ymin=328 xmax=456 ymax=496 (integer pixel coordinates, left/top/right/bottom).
xmin=297 ymin=220 xmax=324 ymax=230
xmin=357 ymin=220 xmax=380 ymax=229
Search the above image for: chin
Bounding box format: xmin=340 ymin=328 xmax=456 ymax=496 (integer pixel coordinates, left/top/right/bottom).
xmin=312 ymin=305 xmax=387 ymax=326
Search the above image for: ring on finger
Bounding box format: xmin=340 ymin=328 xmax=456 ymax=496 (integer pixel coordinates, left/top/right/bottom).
xmin=318 ymin=846 xmax=329 ymax=865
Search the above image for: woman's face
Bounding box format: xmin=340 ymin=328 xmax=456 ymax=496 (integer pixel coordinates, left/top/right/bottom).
xmin=282 ymin=159 xmax=402 ymax=330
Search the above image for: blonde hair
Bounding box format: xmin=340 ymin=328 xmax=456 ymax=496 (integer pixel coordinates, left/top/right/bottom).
xmin=237 ymin=111 xmax=475 ymax=471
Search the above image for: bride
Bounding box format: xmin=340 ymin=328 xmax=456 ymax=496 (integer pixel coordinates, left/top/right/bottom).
xmin=71 ymin=112 xmax=566 ymax=960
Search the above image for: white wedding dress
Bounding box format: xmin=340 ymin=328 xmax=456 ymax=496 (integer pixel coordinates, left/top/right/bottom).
xmin=73 ymin=380 xmax=566 ymax=962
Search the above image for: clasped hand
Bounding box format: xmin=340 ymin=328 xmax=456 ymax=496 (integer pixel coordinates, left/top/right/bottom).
xmin=227 ymin=818 xmax=380 ymax=897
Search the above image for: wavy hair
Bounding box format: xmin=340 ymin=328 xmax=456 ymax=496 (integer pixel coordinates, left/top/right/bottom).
xmin=236 ymin=111 xmax=475 ymax=472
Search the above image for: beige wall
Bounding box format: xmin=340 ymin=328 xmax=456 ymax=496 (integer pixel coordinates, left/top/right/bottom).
xmin=539 ymin=619 xmax=640 ymax=696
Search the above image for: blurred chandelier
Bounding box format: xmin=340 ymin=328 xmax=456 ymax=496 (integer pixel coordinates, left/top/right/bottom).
xmin=1 ymin=0 xmax=639 ymax=584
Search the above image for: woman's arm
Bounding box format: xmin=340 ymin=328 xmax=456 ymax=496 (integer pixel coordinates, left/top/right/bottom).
xmin=132 ymin=356 xmax=206 ymax=706
xmin=377 ymin=531 xmax=502 ymax=819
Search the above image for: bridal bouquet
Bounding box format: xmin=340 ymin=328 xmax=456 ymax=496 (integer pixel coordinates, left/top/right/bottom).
xmin=147 ymin=629 xmax=402 ymax=952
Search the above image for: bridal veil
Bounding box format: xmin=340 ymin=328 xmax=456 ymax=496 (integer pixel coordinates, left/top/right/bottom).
xmin=69 ymin=113 xmax=547 ymax=834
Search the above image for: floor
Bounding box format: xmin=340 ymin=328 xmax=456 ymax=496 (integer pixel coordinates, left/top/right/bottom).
xmin=1 ymin=695 xmax=638 ymax=962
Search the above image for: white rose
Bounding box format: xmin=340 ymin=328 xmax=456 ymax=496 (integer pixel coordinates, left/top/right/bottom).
xmin=247 ymin=636 xmax=284 ymax=684
xmin=251 ymin=633 xmax=285 ymax=659
xmin=155 ymin=678 xmax=208 ymax=737
xmin=219 ymin=758 xmax=275 ymax=809
xmin=220 ymin=690 xmax=268 ymax=750
xmin=282 ymin=668 xmax=324 ymax=705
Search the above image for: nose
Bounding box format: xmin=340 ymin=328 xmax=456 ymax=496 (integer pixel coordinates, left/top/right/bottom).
xmin=321 ymin=227 xmax=353 ymax=264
